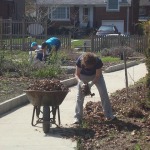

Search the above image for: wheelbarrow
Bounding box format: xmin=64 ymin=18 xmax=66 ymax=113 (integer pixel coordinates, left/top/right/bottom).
xmin=24 ymin=90 xmax=69 ymax=133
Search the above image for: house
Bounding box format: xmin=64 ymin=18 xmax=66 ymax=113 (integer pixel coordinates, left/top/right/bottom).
xmin=139 ymin=0 xmax=150 ymax=21
xmin=36 ymin=0 xmax=134 ymax=34
xmin=0 ymin=0 xmax=25 ymax=20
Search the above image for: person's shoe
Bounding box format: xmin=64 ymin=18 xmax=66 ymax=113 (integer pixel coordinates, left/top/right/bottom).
xmin=73 ymin=118 xmax=80 ymax=124
xmin=105 ymin=116 xmax=118 ymax=122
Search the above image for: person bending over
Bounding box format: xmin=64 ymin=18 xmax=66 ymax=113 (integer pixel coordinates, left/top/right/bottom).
xmin=74 ymin=52 xmax=115 ymax=124
xmin=41 ymin=37 xmax=61 ymax=61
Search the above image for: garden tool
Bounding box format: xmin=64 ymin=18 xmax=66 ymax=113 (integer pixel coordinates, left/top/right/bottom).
xmin=81 ymin=83 xmax=95 ymax=97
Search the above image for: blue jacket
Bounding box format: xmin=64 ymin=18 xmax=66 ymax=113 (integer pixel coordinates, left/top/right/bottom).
xmin=46 ymin=37 xmax=61 ymax=50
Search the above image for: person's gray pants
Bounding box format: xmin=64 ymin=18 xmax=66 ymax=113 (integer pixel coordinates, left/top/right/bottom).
xmin=74 ymin=74 xmax=114 ymax=121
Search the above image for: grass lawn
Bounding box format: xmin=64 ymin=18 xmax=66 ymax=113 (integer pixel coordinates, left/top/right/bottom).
xmin=71 ymin=39 xmax=85 ymax=48
xmin=101 ymin=56 xmax=121 ymax=63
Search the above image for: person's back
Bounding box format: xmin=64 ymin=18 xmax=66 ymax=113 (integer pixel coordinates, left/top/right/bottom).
xmin=46 ymin=37 xmax=61 ymax=51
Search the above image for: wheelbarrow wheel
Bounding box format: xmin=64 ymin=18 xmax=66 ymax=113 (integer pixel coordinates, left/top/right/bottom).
xmin=43 ymin=106 xmax=50 ymax=133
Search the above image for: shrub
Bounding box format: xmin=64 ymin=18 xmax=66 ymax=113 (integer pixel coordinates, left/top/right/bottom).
xmin=0 ymin=50 xmax=67 ymax=79
xmin=101 ymin=46 xmax=135 ymax=58
xmin=145 ymin=47 xmax=150 ymax=101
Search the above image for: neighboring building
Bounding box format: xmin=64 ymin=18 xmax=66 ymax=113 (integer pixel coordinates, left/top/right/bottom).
xmin=139 ymin=0 xmax=150 ymax=21
xmin=0 ymin=0 xmax=25 ymax=20
xmin=36 ymin=0 xmax=133 ymax=34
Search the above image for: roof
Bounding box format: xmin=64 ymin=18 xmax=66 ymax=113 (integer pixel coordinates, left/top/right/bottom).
xmin=140 ymin=0 xmax=150 ymax=6
xmin=36 ymin=0 xmax=131 ymax=6
xmin=36 ymin=0 xmax=106 ymax=5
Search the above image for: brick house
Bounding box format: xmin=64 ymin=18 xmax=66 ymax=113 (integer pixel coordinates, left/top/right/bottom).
xmin=36 ymin=0 xmax=134 ymax=34
xmin=0 ymin=0 xmax=25 ymax=20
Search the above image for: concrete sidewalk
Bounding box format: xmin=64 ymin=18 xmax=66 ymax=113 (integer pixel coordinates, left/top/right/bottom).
xmin=0 ymin=63 xmax=147 ymax=150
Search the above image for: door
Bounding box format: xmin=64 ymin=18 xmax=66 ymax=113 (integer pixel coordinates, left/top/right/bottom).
xmin=79 ymin=7 xmax=90 ymax=28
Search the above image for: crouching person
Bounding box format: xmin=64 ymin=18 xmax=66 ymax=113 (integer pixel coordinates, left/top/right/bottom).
xmin=29 ymin=42 xmax=42 ymax=62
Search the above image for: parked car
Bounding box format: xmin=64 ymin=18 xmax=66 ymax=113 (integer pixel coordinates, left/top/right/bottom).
xmin=96 ymin=25 xmax=120 ymax=36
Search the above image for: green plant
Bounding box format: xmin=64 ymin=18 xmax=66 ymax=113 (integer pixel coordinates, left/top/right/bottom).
xmin=31 ymin=51 xmax=64 ymax=78
xmin=71 ymin=39 xmax=84 ymax=48
xmin=0 ymin=49 xmax=68 ymax=78
xmin=0 ymin=52 xmax=4 ymax=69
xmin=134 ymin=144 xmax=141 ymax=150
xmin=80 ymin=120 xmax=89 ymax=128
xmin=32 ymin=64 xmax=62 ymax=78
xmin=145 ymin=47 xmax=150 ymax=102
xmin=76 ymin=138 xmax=84 ymax=150
xmin=16 ymin=58 xmax=32 ymax=77
xmin=135 ymin=23 xmax=145 ymax=35
xmin=135 ymin=21 xmax=150 ymax=36
xmin=0 ymin=47 xmax=6 ymax=73
xmin=101 ymin=56 xmax=120 ymax=63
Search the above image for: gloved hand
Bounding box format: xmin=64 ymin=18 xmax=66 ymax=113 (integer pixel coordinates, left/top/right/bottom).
xmin=79 ymin=80 xmax=85 ymax=88
xmin=88 ymin=81 xmax=94 ymax=89
xmin=81 ymin=83 xmax=90 ymax=96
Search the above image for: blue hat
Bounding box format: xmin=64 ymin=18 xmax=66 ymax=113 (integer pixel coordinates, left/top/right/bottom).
xmin=31 ymin=42 xmax=37 ymax=47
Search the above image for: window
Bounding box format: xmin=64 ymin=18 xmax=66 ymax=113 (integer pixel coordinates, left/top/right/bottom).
xmin=49 ymin=7 xmax=70 ymax=20
xmin=139 ymin=7 xmax=146 ymax=16
xmin=122 ymin=0 xmax=127 ymax=2
xmin=107 ymin=0 xmax=119 ymax=11
xmin=99 ymin=26 xmax=115 ymax=32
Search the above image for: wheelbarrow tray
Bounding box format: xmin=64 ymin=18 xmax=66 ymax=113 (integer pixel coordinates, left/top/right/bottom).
xmin=24 ymin=90 xmax=69 ymax=106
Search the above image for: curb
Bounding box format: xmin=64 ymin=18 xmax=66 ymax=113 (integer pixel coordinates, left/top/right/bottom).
xmin=0 ymin=78 xmax=77 ymax=116
xmin=0 ymin=94 xmax=28 ymax=116
xmin=61 ymin=66 xmax=76 ymax=74
xmin=60 ymin=77 xmax=77 ymax=87
xmin=104 ymin=61 xmax=139 ymax=73
xmin=61 ymin=60 xmax=143 ymax=74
